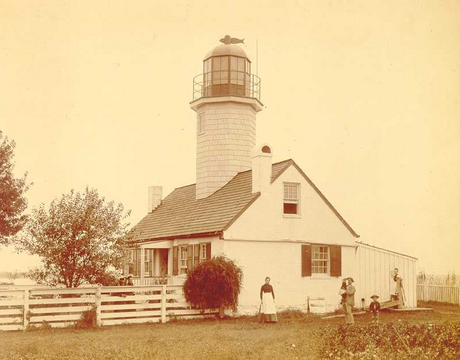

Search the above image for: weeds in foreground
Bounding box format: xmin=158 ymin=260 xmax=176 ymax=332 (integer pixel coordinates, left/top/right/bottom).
xmin=75 ymin=307 xmax=97 ymax=329
xmin=320 ymin=321 xmax=460 ymax=360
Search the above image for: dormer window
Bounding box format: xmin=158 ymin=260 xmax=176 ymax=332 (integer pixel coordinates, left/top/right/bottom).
xmin=283 ymin=183 xmax=300 ymax=215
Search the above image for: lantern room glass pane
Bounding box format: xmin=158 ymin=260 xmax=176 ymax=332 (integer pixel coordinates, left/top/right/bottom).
xmin=230 ymin=71 xmax=237 ymax=84
xmin=221 ymin=71 xmax=228 ymax=83
xmin=213 ymin=57 xmax=221 ymax=71
xmin=245 ymin=73 xmax=251 ymax=96
xmin=230 ymin=56 xmax=237 ymax=70
xmin=237 ymin=71 xmax=244 ymax=85
xmin=213 ymin=71 xmax=221 ymax=85
xmin=238 ymin=58 xmax=244 ymax=71
xmin=221 ymin=56 xmax=228 ymax=70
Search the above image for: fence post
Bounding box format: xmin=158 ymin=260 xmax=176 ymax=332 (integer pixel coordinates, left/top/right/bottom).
xmin=424 ymin=281 xmax=428 ymax=302
xmin=96 ymin=286 xmax=102 ymax=327
xmin=23 ymin=288 xmax=29 ymax=331
xmin=161 ymin=285 xmax=167 ymax=323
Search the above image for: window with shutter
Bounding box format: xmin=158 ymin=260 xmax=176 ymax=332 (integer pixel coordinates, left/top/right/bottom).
xmin=187 ymin=244 xmax=193 ymax=272
xmin=172 ymin=246 xmax=178 ymax=276
xmin=330 ymin=246 xmax=342 ymax=277
xmin=206 ymin=242 xmax=212 ymax=260
xmin=194 ymin=244 xmax=199 ymax=267
xmin=144 ymin=249 xmax=154 ymax=277
xmin=301 ymin=245 xmax=341 ymax=277
xmin=128 ymin=249 xmax=141 ymax=277
xmin=179 ymin=246 xmax=188 ymax=274
xmin=301 ymin=244 xmax=312 ymax=277
xmin=312 ymin=246 xmax=329 ymax=274
xmin=199 ymin=243 xmax=207 ymax=261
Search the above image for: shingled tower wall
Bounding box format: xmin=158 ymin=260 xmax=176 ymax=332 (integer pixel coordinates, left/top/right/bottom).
xmin=191 ymin=40 xmax=263 ymax=200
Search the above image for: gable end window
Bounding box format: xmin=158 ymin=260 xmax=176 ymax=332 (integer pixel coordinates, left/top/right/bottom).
xmin=284 ymin=183 xmax=300 ymax=215
xmin=301 ymin=244 xmax=342 ymax=277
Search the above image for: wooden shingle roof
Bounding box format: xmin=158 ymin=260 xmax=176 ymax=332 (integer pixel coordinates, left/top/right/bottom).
xmin=127 ymin=158 xmax=359 ymax=244
xmin=127 ymin=159 xmax=293 ymax=244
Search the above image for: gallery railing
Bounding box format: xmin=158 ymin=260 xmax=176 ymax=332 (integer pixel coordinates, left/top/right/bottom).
xmin=192 ymin=71 xmax=261 ymax=102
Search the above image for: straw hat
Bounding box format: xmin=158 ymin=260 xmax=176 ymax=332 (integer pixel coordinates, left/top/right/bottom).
xmin=371 ymin=294 xmax=379 ymax=299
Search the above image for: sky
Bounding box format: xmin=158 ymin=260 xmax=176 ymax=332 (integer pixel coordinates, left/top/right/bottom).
xmin=0 ymin=0 xmax=459 ymax=274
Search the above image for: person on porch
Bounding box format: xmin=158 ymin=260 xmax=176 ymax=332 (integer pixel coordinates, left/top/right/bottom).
xmin=259 ymin=277 xmax=278 ymax=323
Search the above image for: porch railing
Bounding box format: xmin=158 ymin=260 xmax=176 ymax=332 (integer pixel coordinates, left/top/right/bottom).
xmin=133 ymin=276 xmax=171 ymax=286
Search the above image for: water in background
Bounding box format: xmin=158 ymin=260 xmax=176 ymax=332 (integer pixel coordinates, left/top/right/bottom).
xmin=0 ymin=277 xmax=37 ymax=285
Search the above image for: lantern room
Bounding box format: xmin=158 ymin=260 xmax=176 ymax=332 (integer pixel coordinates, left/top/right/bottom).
xmin=192 ymin=43 xmax=261 ymax=101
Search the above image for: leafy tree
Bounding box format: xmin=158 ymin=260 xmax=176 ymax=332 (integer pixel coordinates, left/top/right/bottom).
xmin=16 ymin=187 xmax=130 ymax=287
xmin=0 ymin=131 xmax=30 ymax=246
xmin=183 ymin=255 xmax=243 ymax=314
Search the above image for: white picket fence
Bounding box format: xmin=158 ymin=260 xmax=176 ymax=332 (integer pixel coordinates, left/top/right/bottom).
xmin=0 ymin=285 xmax=218 ymax=332
xmin=417 ymin=281 xmax=460 ymax=305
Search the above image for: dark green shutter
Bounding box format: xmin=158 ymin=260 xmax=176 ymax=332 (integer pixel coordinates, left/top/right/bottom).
xmin=187 ymin=244 xmax=193 ymax=271
xmin=135 ymin=249 xmax=141 ymax=277
xmin=194 ymin=244 xmax=199 ymax=266
xmin=301 ymin=244 xmax=312 ymax=277
xmin=172 ymin=246 xmax=178 ymax=275
xmin=206 ymin=243 xmax=211 ymax=260
xmin=330 ymin=246 xmax=342 ymax=277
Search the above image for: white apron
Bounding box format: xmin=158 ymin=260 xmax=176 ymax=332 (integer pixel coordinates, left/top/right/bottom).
xmin=262 ymin=291 xmax=276 ymax=314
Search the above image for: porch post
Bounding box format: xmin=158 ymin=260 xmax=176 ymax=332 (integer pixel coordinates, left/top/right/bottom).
xmin=154 ymin=249 xmax=160 ymax=277
xmin=140 ymin=247 xmax=145 ymax=285
xmin=168 ymin=248 xmax=173 ymax=282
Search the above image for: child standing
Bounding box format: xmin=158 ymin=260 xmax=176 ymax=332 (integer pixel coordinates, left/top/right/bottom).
xmin=369 ymin=294 xmax=381 ymax=323
xmin=339 ymin=279 xmax=347 ymax=307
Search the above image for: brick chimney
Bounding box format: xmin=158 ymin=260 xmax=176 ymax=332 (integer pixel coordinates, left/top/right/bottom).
xmin=148 ymin=186 xmax=162 ymax=213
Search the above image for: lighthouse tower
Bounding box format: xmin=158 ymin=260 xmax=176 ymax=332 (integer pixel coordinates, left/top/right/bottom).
xmin=191 ymin=36 xmax=263 ymax=200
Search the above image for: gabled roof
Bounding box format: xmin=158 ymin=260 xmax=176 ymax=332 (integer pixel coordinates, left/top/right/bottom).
xmin=127 ymin=159 xmax=359 ymax=244
xmin=127 ymin=160 xmax=292 ymax=244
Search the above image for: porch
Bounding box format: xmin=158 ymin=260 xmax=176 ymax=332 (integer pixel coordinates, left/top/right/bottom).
xmin=127 ymin=239 xmax=212 ymax=285
xmin=127 ymin=241 xmax=177 ymax=285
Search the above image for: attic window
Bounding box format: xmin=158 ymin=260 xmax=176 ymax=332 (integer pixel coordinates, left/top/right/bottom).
xmin=283 ymin=183 xmax=300 ymax=215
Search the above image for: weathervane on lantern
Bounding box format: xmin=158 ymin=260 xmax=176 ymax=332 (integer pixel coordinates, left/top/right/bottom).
xmin=219 ymin=35 xmax=244 ymax=45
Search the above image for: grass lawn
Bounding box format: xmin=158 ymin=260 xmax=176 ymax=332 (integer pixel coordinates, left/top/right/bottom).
xmin=0 ymin=302 xmax=459 ymax=360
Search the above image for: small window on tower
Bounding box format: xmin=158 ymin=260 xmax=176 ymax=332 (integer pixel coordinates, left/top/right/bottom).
xmin=283 ymin=183 xmax=300 ymax=215
xmin=198 ymin=114 xmax=205 ymax=134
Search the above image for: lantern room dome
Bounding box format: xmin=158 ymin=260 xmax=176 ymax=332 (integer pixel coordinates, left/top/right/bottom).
xmin=204 ymin=44 xmax=249 ymax=61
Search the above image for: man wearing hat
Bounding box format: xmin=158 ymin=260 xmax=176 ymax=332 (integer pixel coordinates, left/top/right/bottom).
xmin=369 ymin=295 xmax=381 ymax=324
xmin=344 ymin=277 xmax=356 ymax=325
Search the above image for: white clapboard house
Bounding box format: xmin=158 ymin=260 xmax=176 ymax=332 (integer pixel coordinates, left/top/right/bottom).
xmin=126 ymin=39 xmax=417 ymax=314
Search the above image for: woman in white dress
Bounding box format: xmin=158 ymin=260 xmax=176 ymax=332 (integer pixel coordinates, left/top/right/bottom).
xmin=260 ymin=277 xmax=278 ymax=323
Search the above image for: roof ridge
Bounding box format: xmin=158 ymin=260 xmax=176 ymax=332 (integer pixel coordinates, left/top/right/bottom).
xmin=234 ymin=158 xmax=294 ymax=175
xmin=173 ymin=183 xmax=196 ymax=190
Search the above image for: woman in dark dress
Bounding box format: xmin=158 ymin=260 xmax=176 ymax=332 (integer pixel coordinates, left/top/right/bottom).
xmin=260 ymin=277 xmax=278 ymax=323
